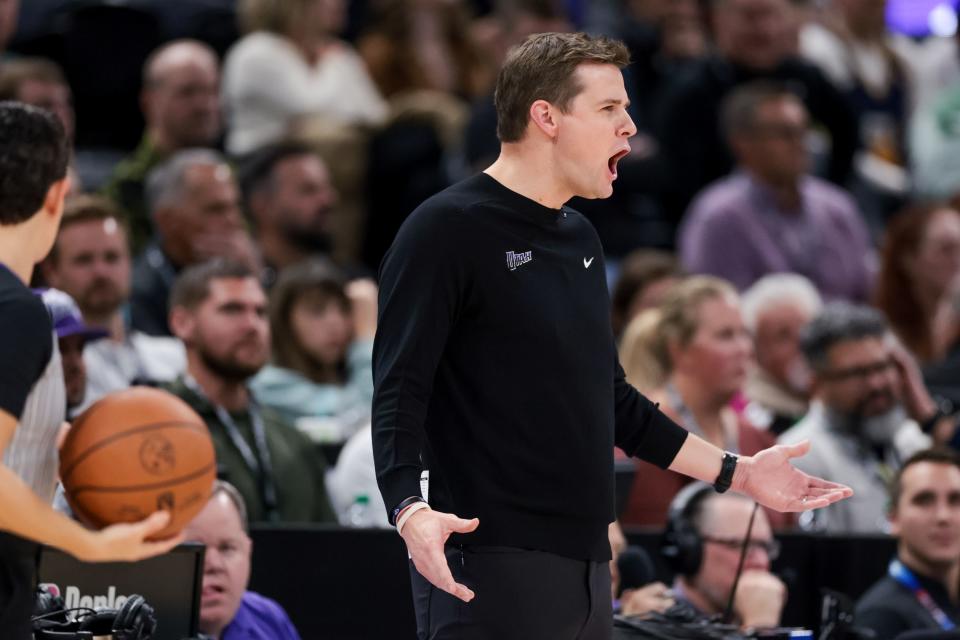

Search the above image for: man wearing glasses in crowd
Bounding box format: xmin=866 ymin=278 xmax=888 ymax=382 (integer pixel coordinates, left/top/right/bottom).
xmin=780 ymin=303 xmax=956 ymax=534
xmin=665 ymin=484 xmax=786 ymax=629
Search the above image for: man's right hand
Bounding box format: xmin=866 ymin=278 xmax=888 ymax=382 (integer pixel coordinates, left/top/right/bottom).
xmin=734 ymin=570 xmax=786 ymax=629
xmin=400 ymin=508 xmax=479 ymax=603
xmin=73 ymin=510 xmax=184 ymax=563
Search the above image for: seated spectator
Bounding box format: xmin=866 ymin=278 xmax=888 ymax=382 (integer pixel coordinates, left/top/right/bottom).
xmin=166 ymin=259 xmax=335 ymax=523
xmin=653 ymin=0 xmax=857 ymax=225
xmin=325 ymin=424 xmax=388 ymax=527
xmin=874 ymin=204 xmax=960 ymax=365
xmin=237 ymin=142 xmax=339 ymax=283
xmin=619 ymin=276 xmax=777 ymax=527
xmin=250 ymin=259 xmax=375 ymax=441
xmin=800 ymin=0 xmax=911 ymax=225
xmin=611 ymin=249 xmax=682 ymax=341
xmin=661 ymin=483 xmax=786 ymax=629
xmin=131 ymin=149 xmax=257 ymax=336
xmin=0 ymin=57 xmax=81 ymax=193
xmin=679 ymin=81 xmax=873 ymax=300
xmin=780 ymin=303 xmax=949 ymax=533
xmin=103 ymin=40 xmax=221 ymax=254
xmin=358 ymin=0 xmax=489 ymax=102
xmin=37 ymin=288 xmax=107 ymax=415
xmin=184 ymin=480 xmax=301 ymax=639
xmin=41 ymin=195 xmax=185 ymax=406
xmin=741 ymin=273 xmax=822 ymax=435
xmin=0 ymin=57 xmax=74 ymax=144
xmin=222 ymin=0 xmax=387 ymax=156
xmin=855 ymin=448 xmax=960 ymax=640
xmin=923 ymin=277 xmax=960 ymax=410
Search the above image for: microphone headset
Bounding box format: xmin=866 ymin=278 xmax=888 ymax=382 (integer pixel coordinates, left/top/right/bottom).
xmin=659 ymin=481 xmax=762 ymax=624
xmin=32 ymin=585 xmax=157 ymax=640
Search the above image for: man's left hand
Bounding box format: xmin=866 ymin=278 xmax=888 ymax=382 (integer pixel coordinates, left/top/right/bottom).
xmin=732 ymin=441 xmax=853 ymax=512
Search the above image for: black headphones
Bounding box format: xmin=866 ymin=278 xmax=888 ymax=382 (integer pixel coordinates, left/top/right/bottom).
xmin=32 ymin=586 xmax=157 ymax=640
xmin=660 ymin=481 xmax=715 ymax=577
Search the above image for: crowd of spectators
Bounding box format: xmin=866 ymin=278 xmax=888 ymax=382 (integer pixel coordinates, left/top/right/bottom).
xmin=6 ymin=0 xmax=960 ymax=635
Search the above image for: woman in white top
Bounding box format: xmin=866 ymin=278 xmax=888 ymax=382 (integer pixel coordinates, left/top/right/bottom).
xmin=223 ymin=0 xmax=388 ymax=156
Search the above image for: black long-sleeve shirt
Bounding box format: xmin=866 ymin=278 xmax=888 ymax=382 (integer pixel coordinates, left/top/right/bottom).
xmin=372 ymin=173 xmax=688 ymax=561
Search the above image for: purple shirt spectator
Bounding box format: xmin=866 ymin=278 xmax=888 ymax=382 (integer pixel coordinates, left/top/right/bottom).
xmin=679 ymin=172 xmax=874 ymax=301
xmin=222 ymin=591 xmax=301 ymax=640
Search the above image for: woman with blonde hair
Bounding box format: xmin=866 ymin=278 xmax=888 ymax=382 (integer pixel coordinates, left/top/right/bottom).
xmin=223 ymin=0 xmax=388 ymax=155
xmin=619 ymin=276 xmax=788 ymax=527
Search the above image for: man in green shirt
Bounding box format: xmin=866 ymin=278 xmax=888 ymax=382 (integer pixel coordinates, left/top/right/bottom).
xmin=103 ymin=39 xmax=221 ymax=254
xmin=164 ymin=258 xmax=334 ymax=523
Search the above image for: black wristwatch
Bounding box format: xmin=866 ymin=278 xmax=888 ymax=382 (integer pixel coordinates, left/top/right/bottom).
xmin=713 ymin=452 xmax=738 ymax=494
xmin=390 ymin=496 xmax=426 ymax=526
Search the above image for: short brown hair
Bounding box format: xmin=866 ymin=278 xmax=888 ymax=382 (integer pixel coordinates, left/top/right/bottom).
xmin=889 ymin=448 xmax=960 ymax=511
xmin=494 ymin=32 xmax=630 ymax=143
xmin=48 ymin=195 xmax=128 ymax=263
xmin=0 ymin=57 xmax=67 ymax=101
xmin=169 ymin=258 xmax=256 ymax=312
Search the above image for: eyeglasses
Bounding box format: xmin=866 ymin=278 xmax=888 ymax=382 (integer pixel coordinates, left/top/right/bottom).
xmin=702 ymin=536 xmax=781 ymax=560
xmin=818 ymin=358 xmax=895 ymax=382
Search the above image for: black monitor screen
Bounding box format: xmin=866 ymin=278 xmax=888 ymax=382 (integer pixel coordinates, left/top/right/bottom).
xmin=37 ymin=543 xmax=204 ymax=640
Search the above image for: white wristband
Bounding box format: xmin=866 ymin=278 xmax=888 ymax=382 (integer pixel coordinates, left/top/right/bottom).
xmin=397 ymin=501 xmax=431 ymax=535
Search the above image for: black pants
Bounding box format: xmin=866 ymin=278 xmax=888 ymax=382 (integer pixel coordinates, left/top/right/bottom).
xmin=410 ymin=545 xmax=612 ymax=640
xmin=0 ymin=531 xmax=40 ymax=640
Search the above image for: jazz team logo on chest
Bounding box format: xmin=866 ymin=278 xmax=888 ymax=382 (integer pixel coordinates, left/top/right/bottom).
xmin=505 ymin=250 xmax=533 ymax=271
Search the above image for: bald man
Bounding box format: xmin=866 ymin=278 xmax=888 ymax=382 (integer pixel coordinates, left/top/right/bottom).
xmin=103 ymin=39 xmax=221 ymax=253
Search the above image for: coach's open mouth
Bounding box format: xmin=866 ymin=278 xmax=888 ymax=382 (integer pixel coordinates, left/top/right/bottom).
xmin=608 ymin=148 xmax=630 ymax=180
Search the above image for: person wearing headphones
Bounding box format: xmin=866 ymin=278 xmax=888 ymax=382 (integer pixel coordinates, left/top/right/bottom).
xmin=661 ymin=482 xmax=787 ymax=629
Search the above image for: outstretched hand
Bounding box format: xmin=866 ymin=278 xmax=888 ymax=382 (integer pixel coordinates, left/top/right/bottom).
xmin=400 ymin=509 xmax=479 ymax=603
xmin=732 ymin=440 xmax=853 ymax=512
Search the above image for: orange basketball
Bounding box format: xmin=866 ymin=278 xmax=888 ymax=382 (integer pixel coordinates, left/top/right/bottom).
xmin=60 ymin=386 xmax=216 ymax=540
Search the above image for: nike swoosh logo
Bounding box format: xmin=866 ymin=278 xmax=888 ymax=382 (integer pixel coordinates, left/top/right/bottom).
xmin=583 ymin=257 xmax=594 ymax=269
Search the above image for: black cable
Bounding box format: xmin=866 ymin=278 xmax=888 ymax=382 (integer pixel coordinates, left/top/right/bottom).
xmin=722 ymin=501 xmax=760 ymax=624
xmin=31 ymin=606 xmax=97 ymax=622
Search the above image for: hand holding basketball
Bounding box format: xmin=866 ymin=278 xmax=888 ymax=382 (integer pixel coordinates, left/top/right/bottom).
xmin=60 ymin=387 xmax=217 ymax=540
xmin=74 ymin=510 xmax=185 ymax=562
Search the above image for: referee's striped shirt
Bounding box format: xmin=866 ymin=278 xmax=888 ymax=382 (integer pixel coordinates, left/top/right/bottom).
xmin=3 ymin=334 xmax=65 ymax=502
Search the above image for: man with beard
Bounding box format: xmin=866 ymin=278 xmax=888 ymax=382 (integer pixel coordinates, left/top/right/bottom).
xmin=855 ymin=448 xmax=960 ymax=640
xmin=238 ymin=141 xmax=341 ymax=286
xmin=780 ymin=302 xmax=953 ymax=533
xmin=42 ymin=195 xmax=185 ymax=407
xmin=164 ymin=258 xmax=334 ymax=523
xmin=132 ymin=149 xmax=259 ymax=337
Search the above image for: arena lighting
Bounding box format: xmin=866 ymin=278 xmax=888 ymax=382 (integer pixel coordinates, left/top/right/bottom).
xmin=929 ymin=3 xmax=959 ymax=38
xmin=887 ymin=0 xmax=959 ymax=37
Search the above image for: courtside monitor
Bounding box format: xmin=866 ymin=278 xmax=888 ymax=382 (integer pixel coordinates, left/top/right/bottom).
xmin=37 ymin=542 xmax=204 ymax=640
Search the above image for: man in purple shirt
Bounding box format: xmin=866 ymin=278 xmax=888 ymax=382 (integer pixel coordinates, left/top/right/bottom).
xmin=183 ymin=481 xmax=300 ymax=640
xmin=679 ymin=81 xmax=874 ymax=301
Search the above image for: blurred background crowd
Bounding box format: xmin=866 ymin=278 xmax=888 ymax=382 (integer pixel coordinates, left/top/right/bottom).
xmin=8 ymin=0 xmax=960 ymax=634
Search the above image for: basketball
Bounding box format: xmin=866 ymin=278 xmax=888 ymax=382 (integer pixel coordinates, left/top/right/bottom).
xmin=60 ymin=387 xmax=216 ymax=540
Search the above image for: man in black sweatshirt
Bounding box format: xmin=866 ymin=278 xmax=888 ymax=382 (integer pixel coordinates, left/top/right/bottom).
xmin=372 ymin=32 xmax=852 ymax=640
